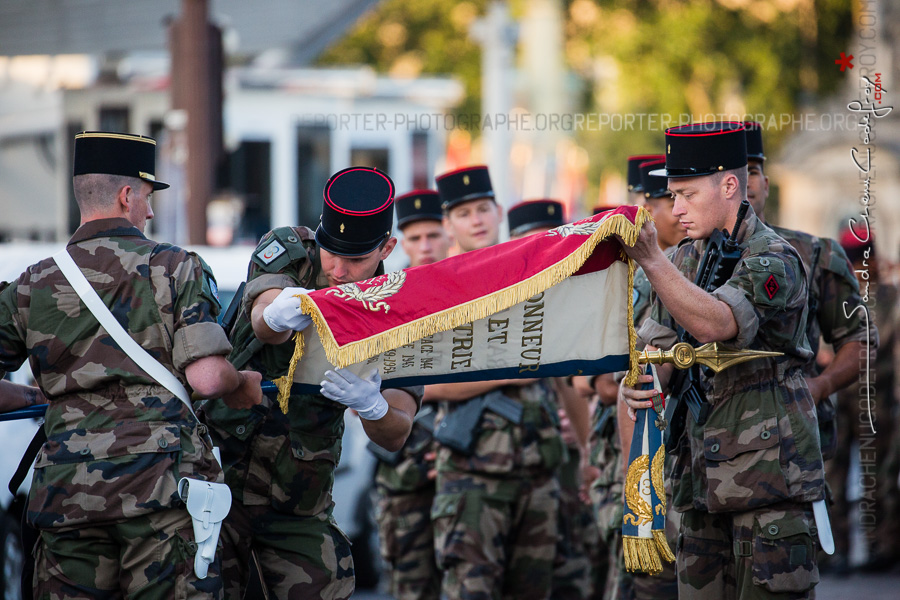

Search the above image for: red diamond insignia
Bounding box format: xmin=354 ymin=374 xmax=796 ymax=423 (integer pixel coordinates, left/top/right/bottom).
xmin=764 ymin=274 xmax=779 ymax=300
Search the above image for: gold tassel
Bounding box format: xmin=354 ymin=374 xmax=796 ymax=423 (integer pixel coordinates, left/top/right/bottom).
xmin=653 ymin=529 xmax=676 ymax=563
xmin=276 ymin=332 xmax=305 ymax=413
xmin=280 ymin=208 xmax=653 ymax=412
xmin=623 ymin=535 xmax=663 ymax=575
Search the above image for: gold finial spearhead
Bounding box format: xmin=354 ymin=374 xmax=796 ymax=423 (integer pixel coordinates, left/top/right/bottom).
xmin=638 ymin=342 xmax=782 ymax=373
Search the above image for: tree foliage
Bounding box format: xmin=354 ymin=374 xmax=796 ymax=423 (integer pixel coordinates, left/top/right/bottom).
xmin=319 ymin=0 xmax=854 ymax=184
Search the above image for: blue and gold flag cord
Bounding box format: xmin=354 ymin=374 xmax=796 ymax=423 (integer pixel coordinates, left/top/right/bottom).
xmin=622 ymin=363 xmax=675 ymax=574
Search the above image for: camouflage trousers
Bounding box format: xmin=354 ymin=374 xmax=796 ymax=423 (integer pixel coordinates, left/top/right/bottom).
xmin=220 ymin=502 xmax=354 ymax=600
xmin=589 ymin=469 xmax=632 ymax=600
xmin=432 ymin=468 xmax=559 ymax=600
xmin=34 ymin=508 xmax=221 ymax=599
xmin=375 ymin=490 xmax=441 ymax=600
xmin=828 ymin=382 xmax=899 ymax=563
xmin=551 ymin=448 xmax=601 ymax=600
xmin=677 ymin=503 xmax=819 ymax=599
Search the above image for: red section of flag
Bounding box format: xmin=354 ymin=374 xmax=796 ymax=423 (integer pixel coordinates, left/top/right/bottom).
xmin=306 ymin=206 xmax=641 ymax=348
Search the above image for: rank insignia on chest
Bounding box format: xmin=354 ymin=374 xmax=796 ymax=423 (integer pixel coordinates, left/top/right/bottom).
xmin=764 ymin=274 xmax=780 ymax=300
xmin=257 ymin=241 xmax=286 ymax=265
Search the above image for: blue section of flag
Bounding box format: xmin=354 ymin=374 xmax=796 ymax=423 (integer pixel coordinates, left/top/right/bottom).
xmin=276 ymin=353 xmax=630 ymax=395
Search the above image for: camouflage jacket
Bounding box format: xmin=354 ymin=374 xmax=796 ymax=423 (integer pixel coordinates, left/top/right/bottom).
xmin=204 ymin=226 xmax=423 ymax=517
xmin=638 ymin=207 xmax=825 ymax=513
xmin=374 ymin=411 xmax=436 ymax=494
xmin=770 ymin=225 xmax=873 ymax=371
xmin=632 ymin=266 xmax=653 ymax=328
xmin=434 ymin=379 xmax=566 ymax=500
xmin=0 ymin=218 xmax=231 ymax=529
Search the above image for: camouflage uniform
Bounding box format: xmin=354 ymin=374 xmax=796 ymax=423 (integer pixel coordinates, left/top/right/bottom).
xmin=0 ymin=218 xmax=230 ymax=598
xmin=432 ymin=381 xmax=565 ymax=600
xmin=373 ymin=408 xmax=441 ymax=600
xmin=589 ymin=401 xmax=632 ymax=600
xmin=204 ymin=226 xmax=423 ymax=599
xmin=831 ymin=280 xmax=897 ymax=566
xmin=770 ymin=226 xmax=871 ymax=460
xmin=638 ymin=208 xmax=826 ymax=599
xmin=768 ymin=227 xmax=873 ymax=570
xmin=551 ymin=442 xmax=599 ymax=600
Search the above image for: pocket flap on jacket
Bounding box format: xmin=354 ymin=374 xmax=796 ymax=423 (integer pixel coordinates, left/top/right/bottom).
xmin=704 ymin=415 xmax=779 ymax=462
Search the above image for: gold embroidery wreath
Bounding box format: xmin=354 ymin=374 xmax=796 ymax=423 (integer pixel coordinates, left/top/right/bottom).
xmin=623 ymin=454 xmax=653 ymax=526
xmin=546 ymin=219 xmax=602 ymax=238
xmin=326 ymin=270 xmax=406 ymax=313
xmin=652 ymin=445 xmax=666 ymax=516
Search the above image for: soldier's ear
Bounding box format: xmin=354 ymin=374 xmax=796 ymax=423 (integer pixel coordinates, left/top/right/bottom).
xmin=116 ymin=185 xmax=132 ymax=214
xmin=380 ymin=237 xmax=398 ymax=259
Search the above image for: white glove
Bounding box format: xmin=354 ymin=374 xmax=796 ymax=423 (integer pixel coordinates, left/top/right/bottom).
xmin=320 ymin=368 xmax=389 ymax=421
xmin=262 ymin=287 xmax=313 ymax=333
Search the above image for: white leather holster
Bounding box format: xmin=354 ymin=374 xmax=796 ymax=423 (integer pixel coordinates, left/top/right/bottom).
xmin=178 ymin=478 xmax=232 ymax=579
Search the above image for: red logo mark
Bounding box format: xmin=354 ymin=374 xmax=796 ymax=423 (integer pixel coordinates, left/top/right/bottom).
xmin=835 ymin=52 xmax=854 ymax=72
xmin=764 ymin=275 xmax=780 ymax=300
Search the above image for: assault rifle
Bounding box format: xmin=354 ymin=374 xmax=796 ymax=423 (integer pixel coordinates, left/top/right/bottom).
xmin=664 ymin=199 xmax=750 ymax=452
xmin=433 ymin=391 xmax=524 ymax=456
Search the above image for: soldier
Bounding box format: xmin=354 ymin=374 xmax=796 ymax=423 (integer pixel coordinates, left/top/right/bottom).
xmin=508 ymin=200 xmax=598 ymax=600
xmin=833 ymin=229 xmax=897 ymax=573
xmin=372 ymin=189 xmax=449 ymax=600
xmin=205 ymin=166 xmax=421 ymax=599
xmin=427 ymin=166 xmax=566 ymax=600
xmin=396 ymin=189 xmax=453 ymax=268
xmin=626 ymin=155 xmax=664 ymax=206
xmin=742 ymin=122 xmax=873 ymax=574
xmin=0 ymin=131 xmax=262 ymax=598
xmin=620 ymin=122 xmax=825 ymax=599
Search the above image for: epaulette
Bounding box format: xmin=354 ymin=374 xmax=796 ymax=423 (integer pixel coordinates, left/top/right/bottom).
xmin=821 ymin=238 xmax=857 ymax=281
xmin=747 ymin=231 xmax=776 ymax=256
xmin=251 ymin=226 xmax=312 ymax=273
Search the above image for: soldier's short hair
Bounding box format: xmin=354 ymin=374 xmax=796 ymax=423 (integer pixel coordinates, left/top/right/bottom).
xmin=711 ymin=166 xmax=748 ymax=202
xmin=73 ymin=173 xmax=144 ymax=212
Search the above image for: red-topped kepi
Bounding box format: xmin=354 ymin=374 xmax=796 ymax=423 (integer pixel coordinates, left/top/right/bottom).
xmin=627 ymin=155 xmax=664 ymax=192
xmin=435 ymin=165 xmax=495 ymax=211
xmin=639 ymin=159 xmax=670 ymax=199
xmin=316 ymin=166 xmax=395 ymax=256
xmin=507 ymin=199 xmax=565 ymax=236
xmin=394 ymin=189 xmax=443 ymax=229
xmin=649 ymin=122 xmax=747 ymax=178
xmin=743 ymin=121 xmax=766 ymax=162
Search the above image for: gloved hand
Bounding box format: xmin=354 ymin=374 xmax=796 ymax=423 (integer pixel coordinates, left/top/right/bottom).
xmin=262 ymin=287 xmax=313 ymax=333
xmin=320 ymin=368 xmax=389 ymax=421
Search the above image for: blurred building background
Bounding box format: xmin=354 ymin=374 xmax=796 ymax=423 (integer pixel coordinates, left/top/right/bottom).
xmin=0 ymin=0 xmax=897 ymax=257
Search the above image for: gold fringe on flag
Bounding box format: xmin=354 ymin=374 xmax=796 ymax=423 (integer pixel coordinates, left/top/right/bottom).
xmin=653 ymin=529 xmax=676 ymax=563
xmin=273 ymin=332 xmax=304 ymax=414
xmin=277 ymin=208 xmax=652 ymax=411
xmin=623 ymin=535 xmax=663 ymax=575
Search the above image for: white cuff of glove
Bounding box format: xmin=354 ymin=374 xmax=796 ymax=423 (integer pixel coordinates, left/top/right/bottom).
xmin=320 ymin=368 xmax=390 ymax=421
xmin=357 ymin=395 xmax=389 ymax=421
xmin=262 ymin=287 xmax=313 ymax=333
